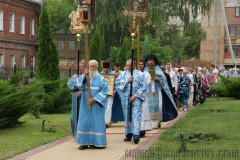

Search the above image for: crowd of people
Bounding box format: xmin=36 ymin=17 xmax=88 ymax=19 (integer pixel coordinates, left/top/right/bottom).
xmin=66 ymin=55 xmax=239 ymax=150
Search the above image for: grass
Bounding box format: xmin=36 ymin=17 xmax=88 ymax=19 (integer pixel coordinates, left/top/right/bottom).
xmin=0 ymin=113 xmax=71 ymax=160
xmin=137 ymin=97 xmax=240 ymax=160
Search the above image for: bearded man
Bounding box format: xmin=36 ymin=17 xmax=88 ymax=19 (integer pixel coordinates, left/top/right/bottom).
xmin=75 ymin=60 xmax=108 ymax=150
xmin=144 ymin=54 xmax=178 ymax=129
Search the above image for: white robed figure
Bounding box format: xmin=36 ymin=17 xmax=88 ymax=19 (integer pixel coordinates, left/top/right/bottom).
xmin=139 ymin=60 xmax=152 ymax=137
xmin=75 ymin=60 xmax=108 ymax=150
xmin=101 ymin=62 xmax=124 ymax=127
xmin=116 ymin=59 xmax=147 ymax=144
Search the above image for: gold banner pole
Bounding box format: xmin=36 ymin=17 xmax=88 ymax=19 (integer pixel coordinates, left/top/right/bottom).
xmin=84 ymin=23 xmax=91 ymax=110
xmin=137 ymin=24 xmax=140 ymax=69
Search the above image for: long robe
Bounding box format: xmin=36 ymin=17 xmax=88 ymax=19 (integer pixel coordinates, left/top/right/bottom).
xmin=116 ymin=70 xmax=147 ymax=135
xmin=75 ymin=74 xmax=108 ymax=147
xmin=144 ymin=66 xmax=178 ymax=127
xmin=140 ymin=71 xmax=152 ymax=131
xmin=66 ymin=74 xmax=79 ymax=137
xmin=101 ymin=71 xmax=124 ymax=124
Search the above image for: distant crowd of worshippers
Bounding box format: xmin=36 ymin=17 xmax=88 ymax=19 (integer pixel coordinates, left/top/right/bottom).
xmin=66 ymin=54 xmax=235 ymax=150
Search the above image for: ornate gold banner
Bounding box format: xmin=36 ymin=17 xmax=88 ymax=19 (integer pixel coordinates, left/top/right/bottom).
xmin=101 ymin=73 xmax=115 ymax=96
xmin=147 ymin=64 xmax=155 ymax=79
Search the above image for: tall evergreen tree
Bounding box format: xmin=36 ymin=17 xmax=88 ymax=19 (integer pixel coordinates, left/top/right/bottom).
xmin=36 ymin=1 xmax=60 ymax=80
xmin=89 ymin=25 xmax=102 ymax=70
xmin=141 ymin=35 xmax=151 ymax=60
xmin=117 ymin=37 xmax=129 ymax=70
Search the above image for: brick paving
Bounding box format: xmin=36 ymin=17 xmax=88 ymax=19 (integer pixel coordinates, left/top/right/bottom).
xmin=10 ymin=110 xmax=189 ymax=160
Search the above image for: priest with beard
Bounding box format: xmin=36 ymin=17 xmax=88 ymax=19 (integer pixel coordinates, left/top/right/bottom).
xmin=116 ymin=59 xmax=147 ymax=144
xmin=75 ymin=60 xmax=108 ymax=150
xmin=144 ymin=54 xmax=178 ymax=129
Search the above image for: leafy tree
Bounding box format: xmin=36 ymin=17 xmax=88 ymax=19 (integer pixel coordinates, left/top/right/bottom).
xmin=36 ymin=1 xmax=60 ymax=80
xmin=150 ymin=38 xmax=172 ymax=65
xmin=141 ymin=35 xmax=151 ymax=60
xmin=107 ymin=47 xmax=120 ymax=68
xmin=46 ymin=0 xmax=77 ymax=32
xmin=117 ymin=37 xmax=130 ymax=70
xmin=183 ymin=21 xmax=207 ymax=58
xmin=160 ymin=24 xmax=185 ymax=65
xmin=89 ymin=26 xmax=102 ymax=70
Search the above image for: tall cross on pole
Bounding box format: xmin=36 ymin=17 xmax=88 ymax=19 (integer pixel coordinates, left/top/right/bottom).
xmin=123 ymin=2 xmax=148 ymax=69
xmin=122 ymin=1 xmax=148 ymax=122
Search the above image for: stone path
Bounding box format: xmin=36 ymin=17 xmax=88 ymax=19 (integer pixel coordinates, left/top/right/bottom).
xmin=11 ymin=110 xmax=189 ymax=160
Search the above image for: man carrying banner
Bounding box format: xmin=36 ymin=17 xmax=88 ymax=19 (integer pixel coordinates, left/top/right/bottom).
xmin=144 ymin=54 xmax=178 ymax=129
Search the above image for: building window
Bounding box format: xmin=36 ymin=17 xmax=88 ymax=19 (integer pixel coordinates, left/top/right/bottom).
xmin=58 ymin=40 xmax=64 ymax=50
xmin=10 ymin=55 xmax=15 ymax=67
xmin=21 ymin=56 xmax=25 ymax=67
xmin=0 ymin=11 xmax=3 ymax=31
xmin=20 ymin=16 xmax=25 ymax=35
xmin=236 ymin=7 xmax=239 ymax=17
xmin=237 ymin=27 xmax=240 ymax=36
xmin=230 ymin=27 xmax=235 ymax=37
xmin=30 ymin=19 xmax=35 ymax=36
xmin=9 ymin=14 xmax=15 ymax=33
xmin=233 ymin=46 xmax=239 ymax=57
xmin=175 ymin=16 xmax=180 ymax=21
xmin=31 ymin=56 xmax=35 ymax=68
xmin=69 ymin=40 xmax=75 ymax=51
xmin=196 ymin=14 xmax=202 ymax=20
xmin=0 ymin=54 xmax=4 ymax=67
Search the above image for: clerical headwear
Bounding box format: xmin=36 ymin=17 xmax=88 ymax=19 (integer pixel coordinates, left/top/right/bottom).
xmin=103 ymin=62 xmax=111 ymax=68
xmin=145 ymin=54 xmax=160 ymax=66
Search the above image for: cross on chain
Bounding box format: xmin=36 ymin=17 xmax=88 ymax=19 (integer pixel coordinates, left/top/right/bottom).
xmin=123 ymin=2 xmax=148 ymax=31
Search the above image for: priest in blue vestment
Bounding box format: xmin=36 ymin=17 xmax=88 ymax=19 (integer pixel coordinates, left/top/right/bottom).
xmin=66 ymin=62 xmax=86 ymax=137
xmin=116 ymin=59 xmax=147 ymax=144
xmin=144 ymin=54 xmax=178 ymax=129
xmin=75 ymin=60 xmax=108 ymax=150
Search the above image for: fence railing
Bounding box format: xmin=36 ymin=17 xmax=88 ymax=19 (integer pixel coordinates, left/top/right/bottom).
xmin=0 ymin=65 xmax=78 ymax=80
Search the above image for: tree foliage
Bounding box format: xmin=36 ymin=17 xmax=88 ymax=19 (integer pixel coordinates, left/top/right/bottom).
xmin=45 ymin=0 xmax=213 ymax=64
xmin=0 ymin=72 xmax=44 ymax=128
xmin=117 ymin=37 xmax=130 ymax=70
xmin=36 ymin=1 xmax=60 ymax=81
xmin=211 ymin=75 xmax=240 ymax=99
xmin=46 ymin=0 xmax=77 ymax=32
xmin=183 ymin=21 xmax=207 ymax=58
xmin=141 ymin=35 xmax=151 ymax=60
xmin=89 ymin=25 xmax=102 ymax=71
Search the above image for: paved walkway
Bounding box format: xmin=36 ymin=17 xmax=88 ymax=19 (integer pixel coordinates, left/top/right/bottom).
xmin=11 ymin=110 xmax=188 ymax=160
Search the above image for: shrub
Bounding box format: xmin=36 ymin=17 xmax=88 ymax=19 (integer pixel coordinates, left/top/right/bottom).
xmin=39 ymin=78 xmax=71 ymax=114
xmin=211 ymin=75 xmax=240 ymax=99
xmin=0 ymin=80 xmax=44 ymax=128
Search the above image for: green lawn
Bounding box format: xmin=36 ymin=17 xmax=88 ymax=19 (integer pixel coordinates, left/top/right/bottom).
xmin=0 ymin=113 xmax=71 ymax=160
xmin=137 ymin=97 xmax=240 ymax=160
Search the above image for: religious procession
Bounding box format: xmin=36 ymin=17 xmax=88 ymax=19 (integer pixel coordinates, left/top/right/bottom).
xmin=1 ymin=0 xmax=240 ymax=159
